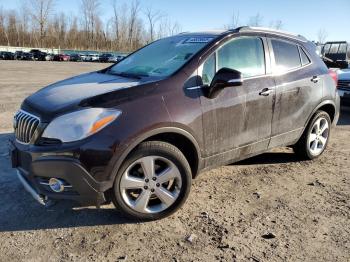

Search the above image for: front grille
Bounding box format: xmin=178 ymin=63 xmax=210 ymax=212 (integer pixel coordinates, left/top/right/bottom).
xmin=14 ymin=110 xmax=40 ymax=144
xmin=338 ymin=80 xmax=350 ymax=91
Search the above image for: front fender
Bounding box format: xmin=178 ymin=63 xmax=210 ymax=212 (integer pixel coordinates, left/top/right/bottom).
xmin=104 ymin=125 xmax=202 ymax=186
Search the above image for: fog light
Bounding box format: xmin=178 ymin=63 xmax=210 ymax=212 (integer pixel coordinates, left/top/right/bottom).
xmin=49 ymin=178 xmax=65 ymax=193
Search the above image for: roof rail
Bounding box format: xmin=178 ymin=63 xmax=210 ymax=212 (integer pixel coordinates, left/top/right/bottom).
xmin=229 ymin=26 xmax=308 ymax=42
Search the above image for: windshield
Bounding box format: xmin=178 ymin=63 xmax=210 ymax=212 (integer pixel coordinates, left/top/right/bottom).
xmin=107 ymin=35 xmax=214 ymax=77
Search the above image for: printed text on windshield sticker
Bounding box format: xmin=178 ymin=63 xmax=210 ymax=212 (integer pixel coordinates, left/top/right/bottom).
xmin=185 ymin=37 xmax=214 ymax=43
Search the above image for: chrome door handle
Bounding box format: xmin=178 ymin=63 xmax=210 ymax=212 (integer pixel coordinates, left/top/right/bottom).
xmin=311 ymin=76 xmax=320 ymax=83
xmin=259 ymin=88 xmax=274 ymax=96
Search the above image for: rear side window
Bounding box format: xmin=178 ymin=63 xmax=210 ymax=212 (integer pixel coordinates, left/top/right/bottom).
xmin=271 ymin=39 xmax=301 ymax=72
xmin=299 ymin=47 xmax=311 ymax=66
xmin=217 ymin=37 xmax=265 ymax=78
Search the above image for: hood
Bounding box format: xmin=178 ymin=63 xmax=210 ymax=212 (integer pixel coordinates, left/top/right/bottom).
xmin=23 ymin=71 xmax=151 ymax=117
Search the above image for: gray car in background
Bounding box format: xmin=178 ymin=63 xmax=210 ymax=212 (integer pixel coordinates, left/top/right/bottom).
xmin=337 ymin=69 xmax=350 ymax=106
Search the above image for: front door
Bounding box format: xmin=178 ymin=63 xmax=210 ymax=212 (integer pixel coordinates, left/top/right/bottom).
xmin=198 ymin=36 xmax=276 ymax=164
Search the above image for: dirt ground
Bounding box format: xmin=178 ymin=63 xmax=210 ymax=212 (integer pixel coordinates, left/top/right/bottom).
xmin=0 ymin=60 xmax=349 ymax=262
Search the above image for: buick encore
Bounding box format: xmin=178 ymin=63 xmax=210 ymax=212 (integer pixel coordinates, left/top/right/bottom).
xmin=10 ymin=27 xmax=340 ymax=220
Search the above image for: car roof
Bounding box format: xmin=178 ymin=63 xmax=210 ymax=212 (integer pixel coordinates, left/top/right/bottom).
xmin=177 ymin=26 xmax=308 ymax=43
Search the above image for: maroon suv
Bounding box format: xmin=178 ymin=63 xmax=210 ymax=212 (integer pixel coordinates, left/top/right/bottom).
xmin=10 ymin=27 xmax=340 ymax=220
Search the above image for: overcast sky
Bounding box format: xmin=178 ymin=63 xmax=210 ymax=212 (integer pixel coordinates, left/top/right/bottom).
xmin=2 ymin=0 xmax=350 ymax=42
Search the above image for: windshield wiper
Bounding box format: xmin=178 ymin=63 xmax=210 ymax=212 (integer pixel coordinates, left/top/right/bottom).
xmin=106 ymin=70 xmax=148 ymax=79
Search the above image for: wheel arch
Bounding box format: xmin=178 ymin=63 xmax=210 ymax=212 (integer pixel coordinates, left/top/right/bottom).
xmin=305 ymin=100 xmax=336 ymax=127
xmin=108 ymin=127 xmax=202 ymax=185
xmin=293 ymin=100 xmax=336 ymax=147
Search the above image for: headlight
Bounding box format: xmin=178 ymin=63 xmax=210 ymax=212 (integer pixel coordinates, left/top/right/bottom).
xmin=42 ymin=108 xmax=121 ymax=143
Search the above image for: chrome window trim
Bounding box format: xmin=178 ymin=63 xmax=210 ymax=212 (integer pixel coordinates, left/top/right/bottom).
xmin=298 ymin=45 xmax=311 ymax=67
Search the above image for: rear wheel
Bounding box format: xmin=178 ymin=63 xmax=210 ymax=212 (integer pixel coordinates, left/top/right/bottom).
xmin=112 ymin=141 xmax=192 ymax=220
xmin=293 ymin=111 xmax=331 ymax=159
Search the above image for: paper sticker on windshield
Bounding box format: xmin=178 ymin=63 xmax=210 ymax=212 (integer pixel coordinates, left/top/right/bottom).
xmin=184 ymin=37 xmax=214 ymax=43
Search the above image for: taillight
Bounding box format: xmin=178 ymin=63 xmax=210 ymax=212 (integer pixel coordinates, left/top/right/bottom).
xmin=328 ymin=69 xmax=338 ymax=87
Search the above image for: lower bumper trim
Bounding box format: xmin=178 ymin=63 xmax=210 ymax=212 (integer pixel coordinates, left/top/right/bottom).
xmin=16 ymin=170 xmax=48 ymax=206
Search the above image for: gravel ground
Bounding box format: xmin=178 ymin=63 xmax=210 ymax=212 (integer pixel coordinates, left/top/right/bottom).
xmin=0 ymin=61 xmax=349 ymax=262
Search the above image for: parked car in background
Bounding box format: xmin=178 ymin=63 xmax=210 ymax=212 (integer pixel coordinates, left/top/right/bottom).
xmin=83 ymin=54 xmax=91 ymax=62
xmin=29 ymin=49 xmax=47 ymax=61
xmin=90 ymin=53 xmax=100 ymax=62
xmin=322 ymin=41 xmax=350 ymax=69
xmin=45 ymin=54 xmax=54 ymax=61
xmin=53 ymin=54 xmax=70 ymax=61
xmin=337 ymin=69 xmax=350 ymax=106
xmin=10 ymin=27 xmax=340 ymax=220
xmin=99 ymin=53 xmax=113 ymax=62
xmin=108 ymin=54 xmax=126 ymax=63
xmin=82 ymin=53 xmax=99 ymax=62
xmin=0 ymin=51 xmax=14 ymax=60
xmin=14 ymin=51 xmax=34 ymax=60
xmin=79 ymin=54 xmax=88 ymax=61
xmin=69 ymin=53 xmax=82 ymax=62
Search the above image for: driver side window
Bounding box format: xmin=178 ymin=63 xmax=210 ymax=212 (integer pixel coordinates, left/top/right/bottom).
xmin=201 ymin=37 xmax=266 ymax=84
xmin=217 ymin=37 xmax=265 ymax=78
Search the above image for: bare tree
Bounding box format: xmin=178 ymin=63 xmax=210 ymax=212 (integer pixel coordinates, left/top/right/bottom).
xmin=111 ymin=0 xmax=120 ymax=49
xmin=81 ymin=0 xmax=100 ymax=48
xmin=18 ymin=3 xmax=30 ymax=46
xmin=317 ymin=28 xmax=328 ymax=44
xmin=144 ymin=6 xmax=162 ymax=42
xmin=169 ymin=22 xmax=181 ymax=36
xmin=269 ymin=20 xmax=283 ymax=30
xmin=128 ymin=0 xmax=141 ymax=49
xmin=224 ymin=10 xmax=240 ymax=29
xmin=156 ymin=17 xmax=181 ymax=39
xmin=0 ymin=7 xmax=9 ymax=46
xmin=25 ymin=0 xmax=55 ymax=47
xmin=0 ymin=1 xmax=182 ymax=52
xmin=248 ymin=13 xmax=263 ymax=27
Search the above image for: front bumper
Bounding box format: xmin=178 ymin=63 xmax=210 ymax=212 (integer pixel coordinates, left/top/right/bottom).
xmin=16 ymin=170 xmax=49 ymax=206
xmin=10 ymin=140 xmax=108 ymax=206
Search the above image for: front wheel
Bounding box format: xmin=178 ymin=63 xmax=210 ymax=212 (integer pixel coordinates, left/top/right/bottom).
xmin=293 ymin=110 xmax=331 ymax=160
xmin=112 ymin=141 xmax=192 ymax=220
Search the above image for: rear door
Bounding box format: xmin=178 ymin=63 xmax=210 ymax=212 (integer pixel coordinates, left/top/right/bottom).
xmin=199 ymin=36 xmax=276 ymax=160
xmin=268 ymin=38 xmax=323 ymax=148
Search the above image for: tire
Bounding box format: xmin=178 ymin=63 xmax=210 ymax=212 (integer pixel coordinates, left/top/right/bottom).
xmin=112 ymin=141 xmax=192 ymax=220
xmin=293 ymin=110 xmax=331 ymax=160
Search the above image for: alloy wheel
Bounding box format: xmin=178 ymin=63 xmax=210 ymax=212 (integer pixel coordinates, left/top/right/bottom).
xmin=120 ymin=156 xmax=182 ymax=214
xmin=307 ymin=117 xmax=329 ymax=156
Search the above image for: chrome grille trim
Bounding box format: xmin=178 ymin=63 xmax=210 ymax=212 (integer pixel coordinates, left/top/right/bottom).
xmin=14 ymin=110 xmax=40 ymax=144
